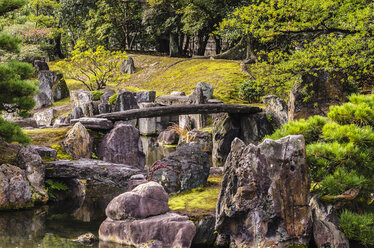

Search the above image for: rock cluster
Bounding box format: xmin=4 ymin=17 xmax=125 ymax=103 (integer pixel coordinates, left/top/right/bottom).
xmin=99 ymin=182 xmax=195 ymax=247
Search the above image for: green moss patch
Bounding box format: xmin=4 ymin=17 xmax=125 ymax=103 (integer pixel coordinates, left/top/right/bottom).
xmin=168 ymin=175 xmax=222 ymax=218
xmin=24 ymin=127 xmax=71 ymax=147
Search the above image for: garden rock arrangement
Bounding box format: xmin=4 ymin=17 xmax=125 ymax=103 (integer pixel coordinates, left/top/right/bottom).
xmin=33 ymin=108 xmax=56 ymax=127
xmin=216 ymin=135 xmax=312 ymax=247
xmin=99 ymin=182 xmax=196 ymax=247
xmin=263 ymin=95 xmax=288 ymax=128
xmin=71 ymin=90 xmax=94 ymax=117
xmin=149 ymin=142 xmax=210 ymax=193
xmin=61 ymin=122 xmax=93 ymax=160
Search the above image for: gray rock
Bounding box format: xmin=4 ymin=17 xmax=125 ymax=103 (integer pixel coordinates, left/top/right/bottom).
xmin=92 ymin=101 xmax=99 ymax=115
xmin=71 ymin=106 xmax=84 ymax=119
xmin=196 ymin=82 xmax=214 ymax=100
xmin=70 ymin=117 xmax=113 ymax=130
xmin=33 ymin=108 xmax=56 ymax=126
xmin=239 ymin=112 xmax=273 ymax=145
xmin=121 ymin=56 xmax=135 ymax=74
xmin=192 ymin=216 xmax=217 ymax=247
xmin=98 ymin=103 xmax=112 ymax=114
xmin=100 ymin=89 xmax=115 ymax=104
xmin=187 ymin=129 xmax=213 ymax=153
xmin=61 ymin=122 xmax=93 ymax=160
xmin=16 ymin=146 xmax=48 ymax=203
xmin=157 ymin=130 xmax=179 ymax=146
xmin=310 ymin=196 xmax=349 ymax=248
xmin=52 ymin=115 xmax=71 ymax=128
xmin=8 ymin=118 xmax=38 ymax=128
xmin=155 ymin=95 xmax=189 ymax=106
xmin=138 ymin=103 xmax=157 ymax=135
xmin=70 ymin=90 xmax=94 ymax=117
xmin=38 ymin=70 xmax=69 ymax=102
xmin=99 ymin=213 xmax=196 ymax=248
xmin=216 ymin=136 xmax=312 ymax=247
xmin=127 ymin=174 xmax=147 ymax=191
xmin=263 ymin=95 xmax=288 ymax=128
xmin=212 ymin=113 xmax=240 ymax=167
xmin=149 ymin=142 xmax=210 ymax=193
xmin=30 ymin=145 xmax=57 ymax=159
xmin=208 ymin=99 xmax=223 ymax=104
xmin=136 ymin=91 xmax=156 ymax=103
xmin=73 ymin=233 xmax=98 ymax=245
xmin=288 ymin=70 xmax=349 ymax=121
xmin=180 ymin=86 xmax=207 ymax=129
xmin=170 ymin=91 xmax=186 ymax=96
xmin=114 ymin=91 xmax=139 ymax=112
xmin=106 ymin=182 xmax=169 ymax=220
xmin=114 ymin=120 xmax=137 ymax=127
xmin=0 ymin=164 xmax=33 ymax=209
xmin=33 ymin=60 xmax=49 ymax=72
xmin=33 ymin=92 xmax=52 ymax=109
xmin=98 ymin=124 xmax=145 ymax=170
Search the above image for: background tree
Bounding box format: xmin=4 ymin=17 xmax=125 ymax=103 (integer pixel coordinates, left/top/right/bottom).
xmin=0 ymin=0 xmax=37 ymax=144
xmin=55 ymin=41 xmax=129 ymax=90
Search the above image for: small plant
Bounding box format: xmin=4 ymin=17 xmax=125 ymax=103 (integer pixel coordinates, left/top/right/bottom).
xmin=108 ymin=93 xmax=117 ymax=105
xmin=91 ymin=90 xmax=104 ymax=101
xmin=45 ymin=179 xmax=69 ymax=199
xmin=166 ymin=123 xmax=190 ymax=140
xmin=238 ymin=79 xmax=264 ymax=103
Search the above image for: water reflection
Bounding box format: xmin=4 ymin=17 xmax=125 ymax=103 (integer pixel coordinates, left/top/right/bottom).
xmin=140 ymin=135 xmax=176 ymax=169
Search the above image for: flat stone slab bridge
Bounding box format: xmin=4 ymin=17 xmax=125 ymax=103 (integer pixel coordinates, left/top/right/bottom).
xmin=45 ymin=159 xmax=143 ymax=187
xmin=95 ymin=104 xmax=263 ymax=121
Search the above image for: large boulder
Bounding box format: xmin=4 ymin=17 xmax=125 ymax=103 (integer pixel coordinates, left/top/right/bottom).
xmin=310 ymin=196 xmax=349 ymax=248
xmin=114 ymin=90 xmax=139 ymax=112
xmin=149 ymin=142 xmax=210 ymax=193
xmin=16 ymin=146 xmax=48 ymax=203
xmin=38 ymin=70 xmax=69 ymax=102
xmin=99 ymin=213 xmax=196 ymax=248
xmin=70 ymin=90 xmax=94 ymax=117
xmin=100 ymin=89 xmax=115 ymax=104
xmin=216 ymin=136 xmax=312 ymax=247
xmin=212 ymin=113 xmax=240 ymax=167
xmin=136 ymin=91 xmax=156 ymax=103
xmin=61 ymin=122 xmax=93 ymax=160
xmin=289 ymin=70 xmax=349 ymax=121
xmin=0 ymin=164 xmax=33 ymax=210
xmin=98 ymin=124 xmax=145 ymax=169
xmin=33 ymin=108 xmax=56 ymax=126
xmin=263 ymin=95 xmax=288 ymax=128
xmin=105 ymin=182 xmax=169 ymax=220
xmin=196 ymin=82 xmax=214 ymax=100
xmin=33 ymin=92 xmax=52 ymax=109
xmin=121 ymin=56 xmax=135 ymax=74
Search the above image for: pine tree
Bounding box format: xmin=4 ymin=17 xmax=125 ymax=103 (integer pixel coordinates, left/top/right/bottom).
xmin=0 ymin=0 xmax=38 ymax=144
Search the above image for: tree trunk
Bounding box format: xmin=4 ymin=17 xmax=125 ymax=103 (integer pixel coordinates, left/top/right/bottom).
xmin=197 ymin=32 xmax=209 ymax=56
xmin=54 ymin=33 xmax=64 ymax=59
xmin=169 ymin=33 xmax=180 ymax=57
xmin=214 ymin=36 xmax=221 ymax=55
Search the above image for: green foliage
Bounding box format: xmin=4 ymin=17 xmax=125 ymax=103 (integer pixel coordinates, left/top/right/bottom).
xmin=45 ymin=179 xmax=68 ymax=199
xmin=55 ymin=41 xmax=128 ymax=91
xmin=0 ymin=117 xmax=30 ymax=144
xmin=91 ymin=90 xmax=104 ymax=101
xmin=320 ymin=168 xmax=366 ymax=196
xmin=340 ymin=210 xmax=374 ymax=247
xmin=50 ymin=143 xmax=73 ymax=160
xmin=108 ymin=93 xmax=117 ymax=105
xmin=238 ymin=79 xmax=264 ymax=103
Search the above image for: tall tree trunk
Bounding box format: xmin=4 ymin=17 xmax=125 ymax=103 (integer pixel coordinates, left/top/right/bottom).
xmin=214 ymin=36 xmax=221 ymax=55
xmin=54 ymin=32 xmax=64 ymax=59
xmin=183 ymin=35 xmax=190 ymax=56
xmin=197 ymin=32 xmax=209 ymax=56
xmin=169 ymin=33 xmax=180 ymax=57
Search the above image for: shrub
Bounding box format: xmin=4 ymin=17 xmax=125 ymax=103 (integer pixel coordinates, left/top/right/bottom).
xmin=108 ymin=93 xmax=117 ymax=105
xmin=238 ymin=79 xmax=264 ymax=103
xmin=340 ymin=210 xmax=374 ymax=247
xmin=91 ymin=90 xmax=104 ymax=101
xmin=0 ymin=117 xmax=30 ymax=144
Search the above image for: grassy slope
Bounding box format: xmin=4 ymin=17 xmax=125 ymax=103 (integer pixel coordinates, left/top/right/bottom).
xmin=50 ymin=54 xmax=250 ymax=104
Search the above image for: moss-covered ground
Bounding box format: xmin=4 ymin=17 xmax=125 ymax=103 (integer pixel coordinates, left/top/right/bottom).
xmin=168 ymin=175 xmax=222 ymax=219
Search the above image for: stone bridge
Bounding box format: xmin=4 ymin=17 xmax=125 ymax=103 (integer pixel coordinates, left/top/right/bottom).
xmin=45 ymin=159 xmax=144 ymax=186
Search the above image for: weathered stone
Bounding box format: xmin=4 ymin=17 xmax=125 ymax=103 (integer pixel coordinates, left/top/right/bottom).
xmin=192 ymin=216 xmax=217 ymax=247
xmin=170 ymin=91 xmax=186 ymax=96
xmin=138 ymin=103 xmax=157 ymax=135
xmin=106 ymin=182 xmax=169 ymax=220
xmin=98 ymin=103 xmax=112 ymax=114
xmin=149 ymin=142 xmax=210 ymax=193
xmin=71 ymin=117 xmax=113 ymax=130
xmin=70 ymin=90 xmax=94 ymax=117
xmin=263 ymin=95 xmax=288 ymax=128
xmin=121 ymin=56 xmax=135 ymax=74
xmin=212 ymin=113 xmax=240 ymax=167
xmin=33 ymin=108 xmax=56 ymax=126
xmin=33 ymin=60 xmax=49 ymax=72
xmin=216 ymin=136 xmax=312 ymax=247
xmin=92 ymin=101 xmax=100 ymax=115
xmin=187 ymin=129 xmax=213 ymax=153
xmin=127 ymin=174 xmax=147 ymax=191
xmin=136 ymin=91 xmax=156 ymax=103
xmin=61 ymin=122 xmax=93 ymax=160
xmin=114 ymin=91 xmax=139 ymax=112
xmin=7 ymin=118 xmax=38 ymax=128
xmin=53 ymin=115 xmax=71 ymax=128
xmin=239 ymin=112 xmax=273 ymax=145
xmin=289 ymin=70 xmax=349 ymax=121
xmin=16 ymin=146 xmax=48 ymax=203
xmin=33 ymin=92 xmax=52 ymax=109
xmin=38 ymin=70 xmax=69 ymax=102
xmin=196 ymin=82 xmax=214 ymax=100
xmin=310 ymin=196 xmax=349 ymax=248
xmin=100 ymin=89 xmax=115 ymax=104
xmin=99 ymin=213 xmax=196 ymax=248
xmin=157 ymin=130 xmax=179 ymax=146
xmin=30 ymin=145 xmax=57 ymax=159
xmin=71 ymin=106 xmax=84 ymax=119
xmin=45 ymin=159 xmax=142 ymax=186
xmin=73 ymin=233 xmax=98 ymax=245
xmin=156 ymin=95 xmax=189 ymax=106
xmin=114 ymin=120 xmax=137 ymax=127
xmin=0 ymin=164 xmax=33 ymax=209
xmin=180 ymin=86 xmax=207 ymax=129
xmin=98 ymin=124 xmax=145 ymax=169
